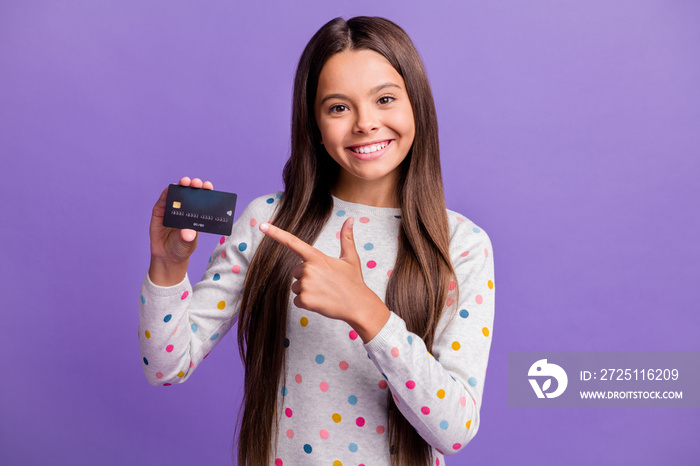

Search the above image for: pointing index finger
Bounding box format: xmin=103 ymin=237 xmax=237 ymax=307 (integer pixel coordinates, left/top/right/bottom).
xmin=260 ymin=222 xmax=318 ymax=261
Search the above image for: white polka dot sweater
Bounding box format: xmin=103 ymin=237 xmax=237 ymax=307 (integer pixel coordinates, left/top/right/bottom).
xmin=139 ymin=193 xmax=495 ymax=465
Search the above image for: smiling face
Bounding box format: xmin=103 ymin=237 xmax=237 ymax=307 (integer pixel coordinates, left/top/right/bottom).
xmin=314 ymin=49 xmax=416 ymax=207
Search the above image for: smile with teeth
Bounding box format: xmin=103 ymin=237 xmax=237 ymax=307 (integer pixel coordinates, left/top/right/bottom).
xmin=350 ymin=140 xmax=390 ymax=154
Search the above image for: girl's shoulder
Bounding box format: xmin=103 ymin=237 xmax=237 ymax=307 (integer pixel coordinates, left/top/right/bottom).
xmin=239 ymin=191 xmax=284 ymax=219
xmin=444 ymin=207 xmax=493 ymax=252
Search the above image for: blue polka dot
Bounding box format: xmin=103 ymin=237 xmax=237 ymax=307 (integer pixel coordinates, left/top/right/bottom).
xmin=460 ymin=309 xmax=469 ymax=318
xmin=349 ymin=442 xmax=358 ymax=452
xmin=276 ymin=193 xmax=282 ymax=199
xmin=303 ymin=444 xmax=312 ymax=454
xmin=281 ymin=386 xmax=288 ymax=396
xmin=140 ymin=295 xmax=145 ymax=304
xmin=239 ymin=242 xmax=247 ymax=252
xmin=266 ymin=197 xmax=274 ymax=204
xmin=348 ymin=395 xmax=358 ymax=405
xmin=394 ymin=215 xmax=401 ymax=219
xmin=142 ymin=357 xmax=148 ymax=365
xmin=337 ymin=210 xmax=346 ymax=217
xmin=208 ymin=256 xmax=212 ymax=263
xmin=407 ymin=335 xmax=413 ymax=345
xmin=472 ymin=227 xmax=481 ymax=233
xmin=382 ymin=372 xmax=388 ymax=380
xmin=191 ymin=323 xmax=198 ymax=333
xmin=440 ymin=420 xmax=449 ymax=430
xmin=315 ymin=354 xmax=325 ymax=364
xmin=163 ymin=314 xmax=172 ymax=323
xmin=364 ymin=243 xmax=374 ymax=250
xmin=213 ymin=273 xmax=221 ymax=281
xmin=210 ymin=333 xmax=220 ymax=341
xmin=367 ymin=353 xmax=371 ymax=359
xmin=284 ymin=338 xmax=290 ymax=348
xmin=179 ymin=349 xmax=186 ymax=358
xmin=468 ymin=377 xmax=478 ymax=387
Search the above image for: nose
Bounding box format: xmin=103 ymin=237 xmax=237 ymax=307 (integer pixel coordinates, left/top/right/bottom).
xmin=353 ymin=104 xmax=379 ymax=134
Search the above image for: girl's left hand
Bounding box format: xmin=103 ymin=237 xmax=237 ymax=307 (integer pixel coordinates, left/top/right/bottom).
xmin=259 ymin=218 xmax=389 ymax=337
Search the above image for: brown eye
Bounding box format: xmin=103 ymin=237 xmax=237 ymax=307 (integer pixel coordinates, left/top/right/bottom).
xmin=330 ymin=104 xmax=348 ymax=114
xmin=378 ymin=96 xmax=395 ymax=105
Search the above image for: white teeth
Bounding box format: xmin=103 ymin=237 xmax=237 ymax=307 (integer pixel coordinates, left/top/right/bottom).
xmin=353 ymin=142 xmax=388 ymax=154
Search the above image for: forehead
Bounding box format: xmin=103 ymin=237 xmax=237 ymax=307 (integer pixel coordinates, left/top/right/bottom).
xmin=316 ymin=49 xmax=405 ymax=97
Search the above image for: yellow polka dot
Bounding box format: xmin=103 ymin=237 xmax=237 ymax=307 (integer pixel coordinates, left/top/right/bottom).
xmin=466 ymin=420 xmax=472 ymax=429
xmin=333 ymin=461 xmax=343 ymax=466
xmin=437 ymin=389 xmax=445 ymax=399
xmin=177 ymin=370 xmax=185 ymax=378
xmin=488 ymin=280 xmax=494 ymax=289
xmin=144 ymin=330 xmax=151 ymax=339
xmin=300 ymin=316 xmax=309 ymax=327
xmin=482 ymin=327 xmax=490 ymax=337
xmin=332 ymin=413 xmax=342 ymax=423
xmin=217 ymin=300 xmax=226 ymax=310
xmin=451 ymin=341 xmax=461 ymax=351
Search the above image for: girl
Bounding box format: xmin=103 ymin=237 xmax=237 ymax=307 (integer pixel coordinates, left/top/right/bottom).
xmin=140 ymin=16 xmax=494 ymax=466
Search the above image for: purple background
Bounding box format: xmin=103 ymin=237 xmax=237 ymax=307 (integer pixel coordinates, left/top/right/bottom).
xmin=2 ymin=1 xmax=698 ymax=464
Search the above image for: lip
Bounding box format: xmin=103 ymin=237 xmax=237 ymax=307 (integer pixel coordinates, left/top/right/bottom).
xmin=345 ymin=139 xmax=393 ymax=161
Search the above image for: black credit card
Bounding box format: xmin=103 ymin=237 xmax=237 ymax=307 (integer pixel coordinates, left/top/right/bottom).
xmin=163 ymin=184 xmax=237 ymax=236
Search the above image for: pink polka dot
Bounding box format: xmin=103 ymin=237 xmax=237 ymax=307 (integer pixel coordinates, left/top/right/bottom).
xmin=189 ymin=361 xmax=194 ymax=368
xmin=165 ymin=345 xmax=174 ymax=353
xmin=421 ymin=406 xmax=430 ymax=415
xmin=204 ymin=352 xmax=210 ymax=359
xmin=285 ymin=408 xmax=292 ymax=418
xmin=391 ymin=347 xmax=400 ymax=357
xmin=155 ymin=372 xmax=163 ymax=379
xmin=349 ymin=330 xmax=358 ymax=340
xmin=453 ymin=443 xmax=462 ymax=450
xmin=359 ymin=217 xmax=370 ymax=224
xmin=446 ymin=298 xmax=454 ymax=307
xmin=275 ymin=459 xmax=283 ymax=466
xmin=460 ymin=251 xmax=469 ymax=257
xmin=172 ymin=326 xmax=178 ymax=335
xmin=286 ymin=429 xmax=294 ymax=438
xmin=181 ymin=291 xmax=189 ymax=300
xmin=437 ymin=459 xmax=440 ymax=466
xmin=336 ymin=231 xmax=341 ymax=239
xmin=475 ymin=294 xmax=483 ymax=304
xmin=232 ymin=265 xmax=241 ymax=274
xmin=393 ymin=394 xmax=400 ymax=403
xmin=356 ymin=417 xmax=365 ymax=427
xmin=320 ymin=381 xmax=329 ymax=392
xmin=378 ymin=380 xmax=388 ymax=390
xmin=456 ymin=216 xmax=464 ymax=222
xmin=250 ymin=218 xmax=257 ymax=227
xmin=320 ymin=429 xmax=329 ymax=439
xmin=459 ymin=396 xmax=467 ymax=407
xmin=449 ymin=281 xmax=456 ymax=290
xmin=376 ymin=425 xmax=385 ymax=434
xmin=219 ymin=236 xmax=225 ymax=245
xmin=339 ymin=361 xmax=349 ymax=370
xmin=387 ymin=269 xmax=393 ymax=277
xmin=473 ymin=398 xmax=477 ymax=405
xmin=295 ymin=374 xmax=302 ymax=383
xmin=220 ymin=250 xmax=226 ymax=259
xmin=367 ymin=260 xmax=377 ymax=269
xmin=406 ymin=380 xmax=416 ymax=389
xmin=484 ymin=248 xmax=489 ymax=257
xmin=163 ymin=383 xmax=171 ymax=386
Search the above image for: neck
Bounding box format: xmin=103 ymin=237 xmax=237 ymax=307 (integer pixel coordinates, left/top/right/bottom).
xmin=331 ymin=174 xmax=400 ymax=208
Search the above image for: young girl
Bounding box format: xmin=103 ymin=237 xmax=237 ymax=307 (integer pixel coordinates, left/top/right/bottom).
xmin=140 ymin=16 xmax=494 ymax=466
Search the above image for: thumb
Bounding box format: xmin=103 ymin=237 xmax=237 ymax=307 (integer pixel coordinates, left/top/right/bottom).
xmin=338 ymin=217 xmax=360 ymax=265
xmin=180 ymin=228 xmax=198 ymax=243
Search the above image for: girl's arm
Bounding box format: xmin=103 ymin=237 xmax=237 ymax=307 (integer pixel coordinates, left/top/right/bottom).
xmin=362 ymin=217 xmax=495 ymax=455
xmin=138 ymin=192 xmax=281 ymax=386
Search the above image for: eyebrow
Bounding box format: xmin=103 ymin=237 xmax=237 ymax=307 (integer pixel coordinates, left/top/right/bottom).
xmin=319 ymin=82 xmax=402 ymax=105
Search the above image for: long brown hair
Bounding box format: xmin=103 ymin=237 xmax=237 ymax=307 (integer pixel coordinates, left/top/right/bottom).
xmin=235 ymin=16 xmax=456 ymax=466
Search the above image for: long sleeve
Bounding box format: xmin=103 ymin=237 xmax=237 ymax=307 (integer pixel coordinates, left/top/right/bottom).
xmin=363 ymin=215 xmax=495 ymax=455
xmin=137 ymin=193 xmax=281 ymax=386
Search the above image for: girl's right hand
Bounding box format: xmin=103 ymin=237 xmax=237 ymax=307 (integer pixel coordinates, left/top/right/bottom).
xmin=148 ymin=177 xmax=214 ymax=286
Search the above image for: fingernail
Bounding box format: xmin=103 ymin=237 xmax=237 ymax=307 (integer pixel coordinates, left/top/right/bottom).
xmin=260 ymin=222 xmax=269 ymax=232
xmin=348 ymin=217 xmax=354 ymax=229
